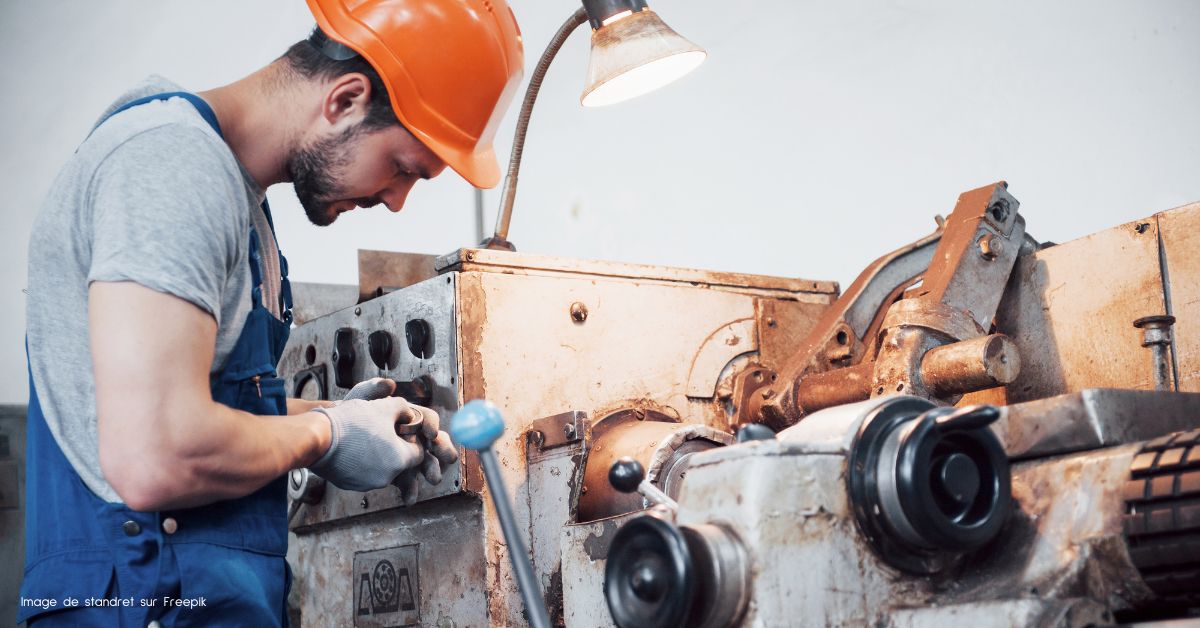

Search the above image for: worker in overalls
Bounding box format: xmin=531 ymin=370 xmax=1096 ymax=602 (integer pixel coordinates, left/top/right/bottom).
xmin=19 ymin=1 xmax=524 ymax=625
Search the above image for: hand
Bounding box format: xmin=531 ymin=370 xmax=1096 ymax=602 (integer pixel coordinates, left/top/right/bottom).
xmin=390 ymin=405 xmax=459 ymax=505
xmin=311 ymin=378 xmax=459 ymax=500
xmin=341 ymin=377 xmax=398 ymax=402
xmin=308 ymin=395 xmax=424 ymax=492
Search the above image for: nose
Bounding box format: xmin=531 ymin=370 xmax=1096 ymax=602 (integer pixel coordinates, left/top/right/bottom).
xmin=380 ymin=177 xmax=418 ymax=213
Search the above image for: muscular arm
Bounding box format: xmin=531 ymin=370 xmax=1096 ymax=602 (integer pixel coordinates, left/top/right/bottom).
xmin=91 ymin=281 xmax=332 ymax=511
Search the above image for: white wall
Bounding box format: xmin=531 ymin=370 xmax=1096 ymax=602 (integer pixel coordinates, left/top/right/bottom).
xmin=1 ymin=1 xmax=1197 ymax=403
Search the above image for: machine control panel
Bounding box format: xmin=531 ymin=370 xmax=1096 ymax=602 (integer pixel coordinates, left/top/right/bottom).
xmin=279 ymin=273 xmax=463 ymax=528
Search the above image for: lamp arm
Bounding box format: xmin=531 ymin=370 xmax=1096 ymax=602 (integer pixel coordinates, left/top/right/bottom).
xmin=485 ymin=6 xmax=589 ymax=250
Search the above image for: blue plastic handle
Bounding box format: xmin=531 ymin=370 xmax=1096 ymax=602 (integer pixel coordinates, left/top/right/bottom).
xmin=450 ymin=399 xmax=506 ymax=451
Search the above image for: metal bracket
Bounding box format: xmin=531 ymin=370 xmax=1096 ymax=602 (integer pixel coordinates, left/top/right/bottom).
xmin=751 ymin=182 xmax=1028 ymax=428
xmin=527 ymin=410 xmax=588 ymax=451
xmin=729 ymin=365 xmax=777 ymax=430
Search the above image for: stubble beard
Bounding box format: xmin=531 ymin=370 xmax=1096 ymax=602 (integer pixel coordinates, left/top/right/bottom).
xmin=286 ymin=125 xmax=362 ymax=227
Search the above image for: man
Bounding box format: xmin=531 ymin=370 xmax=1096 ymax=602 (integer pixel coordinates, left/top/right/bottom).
xmin=19 ymin=1 xmax=524 ymax=625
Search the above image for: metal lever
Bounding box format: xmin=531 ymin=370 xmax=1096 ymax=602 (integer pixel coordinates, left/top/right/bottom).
xmin=286 ymin=468 xmax=326 ymax=525
xmin=736 ymin=423 xmax=776 ymax=443
xmin=608 ymin=457 xmax=679 ymax=513
xmin=933 ymin=404 xmax=1002 ymax=431
xmin=450 ymin=400 xmax=551 ymax=628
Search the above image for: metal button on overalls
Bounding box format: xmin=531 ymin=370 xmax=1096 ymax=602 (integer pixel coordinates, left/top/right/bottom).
xmin=162 ymin=516 xmax=178 ymax=535
xmin=123 ymin=520 xmax=141 ymax=536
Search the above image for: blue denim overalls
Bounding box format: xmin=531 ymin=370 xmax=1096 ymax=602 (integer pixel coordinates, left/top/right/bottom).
xmin=19 ymin=92 xmax=295 ymax=627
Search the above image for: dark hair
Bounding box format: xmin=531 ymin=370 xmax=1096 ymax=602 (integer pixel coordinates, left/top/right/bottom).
xmin=281 ymin=35 xmax=400 ymax=131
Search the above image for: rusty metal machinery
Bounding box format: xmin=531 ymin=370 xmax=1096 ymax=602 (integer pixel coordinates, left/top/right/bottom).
xmin=280 ymin=183 xmax=1200 ymax=626
xmin=279 ymin=244 xmax=835 ymax=626
xmin=592 ymin=392 xmax=1200 ymax=626
xmin=741 ymin=182 xmax=1031 ymax=428
xmin=586 ymin=188 xmax=1200 ymax=627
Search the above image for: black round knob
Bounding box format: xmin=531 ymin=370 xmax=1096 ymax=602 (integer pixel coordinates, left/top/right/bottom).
xmin=736 ymin=423 xmax=776 ymax=443
xmin=405 ymin=319 xmax=433 ymax=359
xmin=934 ymin=452 xmax=981 ymax=509
xmin=630 ymin=560 xmax=667 ymax=602
xmin=894 ymin=404 xmax=1011 ymax=552
xmin=609 ymin=457 xmax=645 ymax=494
xmin=605 ymin=515 xmax=695 ymax=628
xmin=848 ymin=397 xmax=1012 ymax=575
xmin=368 ymin=330 xmax=394 ymax=369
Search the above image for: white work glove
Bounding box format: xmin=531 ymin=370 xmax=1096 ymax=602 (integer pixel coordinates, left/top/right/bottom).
xmin=309 ymin=378 xmax=457 ymax=500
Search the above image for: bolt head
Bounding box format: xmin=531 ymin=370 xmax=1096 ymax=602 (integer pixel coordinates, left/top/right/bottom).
xmin=570 ymin=302 xmax=588 ymax=323
xmin=978 ymin=234 xmax=1002 ymax=260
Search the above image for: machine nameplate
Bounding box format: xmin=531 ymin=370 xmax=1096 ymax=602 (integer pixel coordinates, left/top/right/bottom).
xmin=353 ymin=545 xmax=420 ymax=627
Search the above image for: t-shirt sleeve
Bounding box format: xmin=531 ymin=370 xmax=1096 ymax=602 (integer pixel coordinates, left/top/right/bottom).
xmin=87 ymin=123 xmax=246 ymax=325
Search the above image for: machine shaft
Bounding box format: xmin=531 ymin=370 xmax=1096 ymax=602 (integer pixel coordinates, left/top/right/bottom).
xmin=478 ymin=448 xmax=552 ymax=628
xmin=450 ymin=399 xmax=552 ymax=628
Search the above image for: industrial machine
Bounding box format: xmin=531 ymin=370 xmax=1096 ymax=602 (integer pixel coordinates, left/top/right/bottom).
xmin=281 ymin=182 xmax=1199 ymax=626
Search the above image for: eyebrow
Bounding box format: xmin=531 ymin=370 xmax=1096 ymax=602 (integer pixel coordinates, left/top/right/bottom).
xmin=394 ymin=158 xmax=433 ymax=181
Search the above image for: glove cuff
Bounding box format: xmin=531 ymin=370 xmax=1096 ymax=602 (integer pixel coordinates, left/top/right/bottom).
xmin=310 ymin=407 xmax=339 ymax=470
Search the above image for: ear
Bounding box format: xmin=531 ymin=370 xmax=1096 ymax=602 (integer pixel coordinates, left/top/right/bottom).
xmin=321 ymin=72 xmax=372 ymax=129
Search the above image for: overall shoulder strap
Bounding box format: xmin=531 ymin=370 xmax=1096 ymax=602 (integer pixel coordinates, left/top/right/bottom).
xmin=89 ymin=91 xmax=224 ymax=139
xmin=87 ymin=90 xmax=225 ymax=142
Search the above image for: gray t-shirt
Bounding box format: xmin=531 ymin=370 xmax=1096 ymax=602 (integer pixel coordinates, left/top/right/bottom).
xmin=26 ymin=76 xmax=279 ymax=503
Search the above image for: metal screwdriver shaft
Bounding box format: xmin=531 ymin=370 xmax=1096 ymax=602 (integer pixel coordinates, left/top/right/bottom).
xmin=450 ymin=400 xmax=551 ymax=628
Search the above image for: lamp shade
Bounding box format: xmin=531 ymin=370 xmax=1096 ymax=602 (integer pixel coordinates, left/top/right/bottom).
xmin=580 ymin=9 xmax=706 ymax=107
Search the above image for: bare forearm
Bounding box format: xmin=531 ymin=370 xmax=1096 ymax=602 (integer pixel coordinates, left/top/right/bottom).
xmin=101 ymin=397 xmax=332 ymax=511
xmin=286 ymin=397 xmax=334 ymax=415
xmin=155 ymin=402 xmax=329 ymax=509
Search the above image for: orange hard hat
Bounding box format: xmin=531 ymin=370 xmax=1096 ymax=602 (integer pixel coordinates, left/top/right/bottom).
xmin=306 ymin=0 xmax=525 ymax=188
